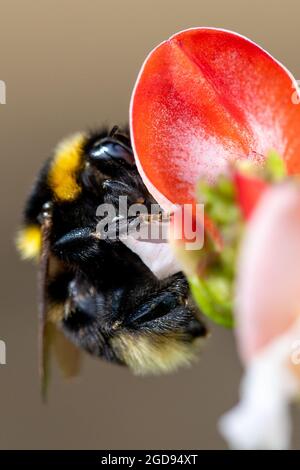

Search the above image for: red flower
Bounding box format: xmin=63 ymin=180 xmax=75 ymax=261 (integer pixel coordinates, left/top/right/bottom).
xmin=234 ymin=171 xmax=269 ymax=220
xmin=130 ymin=28 xmax=300 ymax=212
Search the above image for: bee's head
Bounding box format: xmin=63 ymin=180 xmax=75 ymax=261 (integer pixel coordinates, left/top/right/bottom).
xmin=47 ymin=127 xmax=138 ymax=203
xmin=16 ymin=127 xmax=154 ymax=261
xmin=85 ymin=126 xmax=135 ymax=171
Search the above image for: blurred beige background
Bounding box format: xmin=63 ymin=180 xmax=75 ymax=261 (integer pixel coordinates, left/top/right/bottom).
xmin=0 ymin=0 xmax=299 ymax=449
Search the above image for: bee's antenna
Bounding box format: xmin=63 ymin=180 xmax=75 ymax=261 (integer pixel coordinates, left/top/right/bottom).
xmin=37 ymin=201 xmax=53 ymax=402
xmin=109 ymin=125 xmax=119 ymax=137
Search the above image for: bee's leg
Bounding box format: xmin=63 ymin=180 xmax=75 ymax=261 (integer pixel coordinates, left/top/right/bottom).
xmin=125 ymin=272 xmax=207 ymax=337
xmin=128 ymin=288 xmax=184 ymax=324
xmin=53 ymin=227 xmax=101 ymax=264
xmin=52 ymin=227 xmax=157 ymax=281
xmin=56 ymin=275 xmax=125 ymax=364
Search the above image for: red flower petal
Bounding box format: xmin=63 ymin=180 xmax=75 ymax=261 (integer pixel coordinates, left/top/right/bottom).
xmin=234 ymin=172 xmax=269 ymax=220
xmin=130 ymin=28 xmax=300 ymax=210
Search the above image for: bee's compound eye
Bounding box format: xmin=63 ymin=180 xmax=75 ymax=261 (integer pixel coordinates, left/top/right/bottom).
xmin=89 ymin=140 xmax=135 ymax=167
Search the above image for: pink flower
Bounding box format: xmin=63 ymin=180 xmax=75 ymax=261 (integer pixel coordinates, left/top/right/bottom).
xmin=219 ymin=182 xmax=300 ymax=449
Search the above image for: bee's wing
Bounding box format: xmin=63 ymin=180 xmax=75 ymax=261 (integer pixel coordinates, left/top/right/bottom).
xmin=41 ymin=320 xmax=52 ymax=401
xmin=38 ymin=207 xmax=82 ymax=400
xmin=51 ymin=325 xmax=82 ymax=378
xmin=38 ymin=213 xmax=52 ymax=400
xmin=42 ymin=323 xmax=82 ymax=400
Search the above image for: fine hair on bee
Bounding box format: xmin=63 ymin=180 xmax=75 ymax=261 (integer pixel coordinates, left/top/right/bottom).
xmin=16 ymin=126 xmax=207 ymax=390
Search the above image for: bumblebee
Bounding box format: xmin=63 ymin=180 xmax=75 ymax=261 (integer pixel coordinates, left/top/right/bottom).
xmin=17 ymin=126 xmax=207 ymax=389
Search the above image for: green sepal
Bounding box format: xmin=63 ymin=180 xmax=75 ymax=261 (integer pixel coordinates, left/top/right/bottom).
xmin=189 ymin=275 xmax=234 ymax=328
xmin=265 ymin=150 xmax=287 ymax=181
